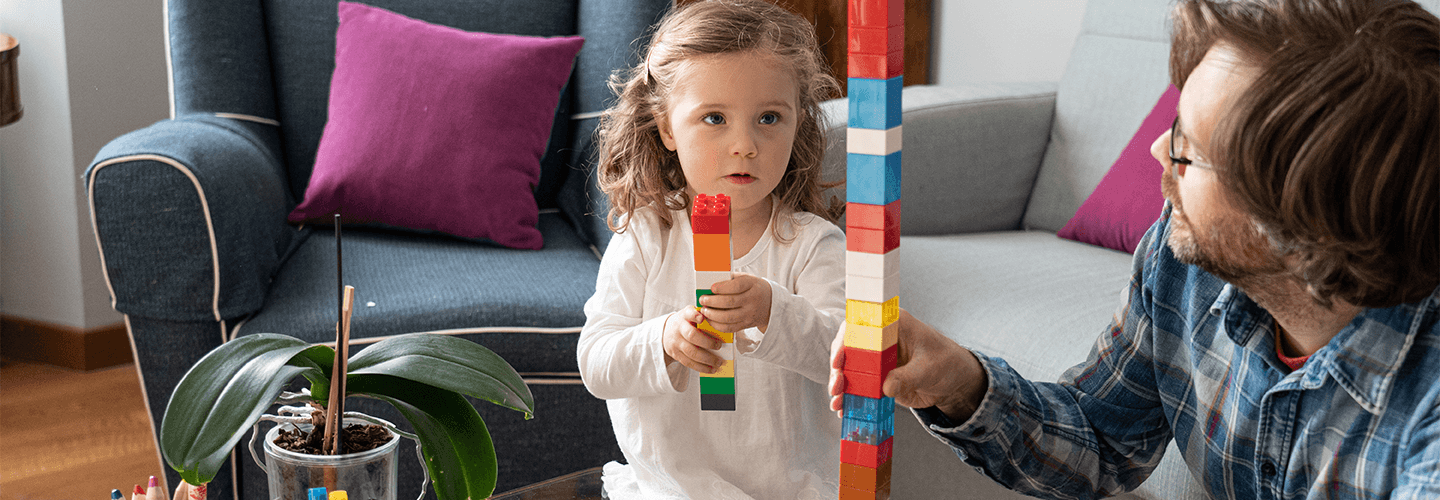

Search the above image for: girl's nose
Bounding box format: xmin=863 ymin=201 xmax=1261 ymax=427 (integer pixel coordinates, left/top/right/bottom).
xmin=731 ymin=129 xmax=758 ymax=158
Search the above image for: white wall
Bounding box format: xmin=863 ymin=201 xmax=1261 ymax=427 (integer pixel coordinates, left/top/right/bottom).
xmin=931 ymin=0 xmax=1088 ymax=85
xmin=0 ymin=0 xmax=168 ymax=329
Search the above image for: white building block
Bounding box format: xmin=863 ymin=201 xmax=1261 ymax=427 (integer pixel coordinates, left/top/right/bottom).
xmin=847 ymin=250 xmax=900 ymax=278
xmin=847 ymin=125 xmax=903 ymax=156
xmin=846 ymin=272 xmax=900 ymax=303
xmin=695 ymin=270 xmax=733 ymax=291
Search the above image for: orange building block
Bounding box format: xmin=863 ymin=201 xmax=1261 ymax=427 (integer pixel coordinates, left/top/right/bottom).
xmin=840 ymin=460 xmax=892 ymax=491
xmin=693 ymin=233 xmax=730 ymax=271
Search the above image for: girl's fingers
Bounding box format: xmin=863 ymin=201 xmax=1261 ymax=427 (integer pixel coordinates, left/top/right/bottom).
xmin=685 ymin=327 xmax=723 ymax=351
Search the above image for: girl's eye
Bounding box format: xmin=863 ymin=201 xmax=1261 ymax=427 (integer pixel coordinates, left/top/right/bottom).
xmin=702 ymin=114 xmax=725 ymax=125
xmin=759 ymin=113 xmax=779 ymax=125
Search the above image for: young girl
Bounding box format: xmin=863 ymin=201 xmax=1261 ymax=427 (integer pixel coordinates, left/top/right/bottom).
xmin=577 ymin=1 xmax=847 ymax=498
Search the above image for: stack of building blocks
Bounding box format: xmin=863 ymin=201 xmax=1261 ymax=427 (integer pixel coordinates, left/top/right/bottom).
xmin=842 ymin=0 xmax=901 ymax=498
xmin=693 ymin=193 xmax=736 ymax=412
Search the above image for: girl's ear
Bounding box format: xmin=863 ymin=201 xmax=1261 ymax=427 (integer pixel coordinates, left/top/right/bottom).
xmin=655 ymin=112 xmax=678 ymax=152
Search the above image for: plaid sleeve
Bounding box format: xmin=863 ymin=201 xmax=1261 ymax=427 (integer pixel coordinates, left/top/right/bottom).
xmin=1395 ymin=405 xmax=1440 ymax=499
xmin=914 ymin=211 xmax=1176 ymax=499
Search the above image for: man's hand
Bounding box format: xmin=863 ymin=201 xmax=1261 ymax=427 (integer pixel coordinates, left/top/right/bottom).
xmin=829 ymin=309 xmax=988 ymax=422
xmin=697 ymin=272 xmax=772 ymax=333
xmin=662 ymin=307 xmax=725 ymax=374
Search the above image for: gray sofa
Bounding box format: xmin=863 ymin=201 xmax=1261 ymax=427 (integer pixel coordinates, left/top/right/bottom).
xmin=820 ymin=0 xmax=1440 ymax=499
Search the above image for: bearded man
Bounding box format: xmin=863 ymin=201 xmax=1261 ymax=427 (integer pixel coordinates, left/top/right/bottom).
xmin=829 ymin=0 xmax=1440 ymax=498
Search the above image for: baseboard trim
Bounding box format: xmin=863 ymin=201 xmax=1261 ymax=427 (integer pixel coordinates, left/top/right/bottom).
xmin=0 ymin=315 xmax=130 ymax=371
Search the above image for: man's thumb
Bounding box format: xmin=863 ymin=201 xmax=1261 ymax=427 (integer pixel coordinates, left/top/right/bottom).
xmin=881 ymin=365 xmax=916 ymax=403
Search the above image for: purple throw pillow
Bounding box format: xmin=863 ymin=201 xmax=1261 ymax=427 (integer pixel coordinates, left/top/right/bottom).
xmin=1057 ymin=85 xmax=1179 ymax=253
xmin=288 ymin=1 xmax=585 ymax=250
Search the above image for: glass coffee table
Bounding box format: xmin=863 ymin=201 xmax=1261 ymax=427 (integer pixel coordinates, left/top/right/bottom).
xmin=490 ymin=467 xmax=603 ymax=500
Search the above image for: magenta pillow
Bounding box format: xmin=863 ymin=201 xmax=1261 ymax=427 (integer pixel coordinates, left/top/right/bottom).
xmin=288 ymin=1 xmax=585 ymax=250
xmin=1057 ymin=85 xmax=1179 ymax=253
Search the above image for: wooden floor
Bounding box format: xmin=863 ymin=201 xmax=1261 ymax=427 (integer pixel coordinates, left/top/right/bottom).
xmin=0 ymin=360 xmax=165 ymax=500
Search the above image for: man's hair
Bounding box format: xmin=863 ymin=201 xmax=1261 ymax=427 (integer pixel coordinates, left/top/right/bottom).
xmin=1171 ymin=0 xmax=1439 ymax=308
xmin=594 ymin=0 xmax=843 ymax=235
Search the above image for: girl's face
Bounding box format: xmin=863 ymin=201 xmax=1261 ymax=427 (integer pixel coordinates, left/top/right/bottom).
xmin=657 ymin=51 xmax=799 ymax=217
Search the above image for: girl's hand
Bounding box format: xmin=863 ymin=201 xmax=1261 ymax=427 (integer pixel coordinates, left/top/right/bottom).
xmin=697 ymin=272 xmax=772 ymax=333
xmin=662 ymin=307 xmax=725 ymax=374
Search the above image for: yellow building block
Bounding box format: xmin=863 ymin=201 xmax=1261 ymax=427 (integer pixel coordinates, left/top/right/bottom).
xmin=844 ymin=320 xmax=898 ymax=352
xmin=846 ymin=297 xmax=898 ymax=327
xmin=696 ymin=318 xmax=735 ymax=343
xmin=699 ymin=359 xmax=735 ymax=377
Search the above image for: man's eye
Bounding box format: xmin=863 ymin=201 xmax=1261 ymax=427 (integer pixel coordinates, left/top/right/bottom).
xmin=703 ymin=114 xmax=725 ymax=125
xmin=759 ymin=113 xmax=779 ymax=125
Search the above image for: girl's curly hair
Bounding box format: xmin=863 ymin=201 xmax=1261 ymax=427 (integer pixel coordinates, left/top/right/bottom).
xmin=595 ymin=0 xmax=843 ymax=236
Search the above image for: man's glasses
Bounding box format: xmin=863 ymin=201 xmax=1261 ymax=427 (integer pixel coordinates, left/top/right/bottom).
xmin=1168 ymin=116 xmax=1211 ymax=178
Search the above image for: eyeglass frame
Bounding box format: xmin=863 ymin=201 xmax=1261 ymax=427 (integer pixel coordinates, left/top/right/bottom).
xmin=1168 ymin=116 xmax=1213 ymax=179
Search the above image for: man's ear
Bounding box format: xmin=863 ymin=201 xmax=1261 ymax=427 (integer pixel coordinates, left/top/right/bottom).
xmin=655 ymin=113 xmax=678 ymax=151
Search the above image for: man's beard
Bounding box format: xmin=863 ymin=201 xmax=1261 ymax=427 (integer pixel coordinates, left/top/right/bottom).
xmin=1161 ymin=174 xmax=1288 ymax=286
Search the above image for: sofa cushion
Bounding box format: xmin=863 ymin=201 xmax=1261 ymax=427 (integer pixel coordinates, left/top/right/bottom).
xmin=1023 ymin=1 xmax=1173 ymax=233
xmin=820 ymin=84 xmax=1058 ymax=236
xmin=1057 ymin=85 xmax=1177 ymax=253
xmin=899 ymin=231 xmax=1131 ymax=380
xmin=894 ymin=231 xmax=1208 ymax=499
xmin=890 ymin=231 xmax=1131 ymax=497
xmin=237 ymin=212 xmax=599 ymax=374
xmin=260 ymin=0 xmax=582 ymax=205
xmin=288 ymin=2 xmax=584 ymax=249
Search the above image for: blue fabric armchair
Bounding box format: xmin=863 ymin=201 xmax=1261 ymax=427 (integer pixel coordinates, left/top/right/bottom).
xmin=83 ymin=0 xmax=669 ymax=497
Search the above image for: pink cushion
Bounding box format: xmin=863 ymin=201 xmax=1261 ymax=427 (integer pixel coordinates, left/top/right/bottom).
xmin=288 ymin=1 xmax=585 ymax=250
xmin=1057 ymin=85 xmax=1179 ymax=253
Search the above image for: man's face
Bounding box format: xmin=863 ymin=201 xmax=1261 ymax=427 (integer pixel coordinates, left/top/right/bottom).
xmin=1148 ymin=44 xmax=1287 ymax=283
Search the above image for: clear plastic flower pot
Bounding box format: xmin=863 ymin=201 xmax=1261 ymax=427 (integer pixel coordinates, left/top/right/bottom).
xmin=260 ymin=420 xmax=399 ymax=500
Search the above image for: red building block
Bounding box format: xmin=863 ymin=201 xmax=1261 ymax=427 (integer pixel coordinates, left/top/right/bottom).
xmin=843 ymin=344 xmax=897 ymax=378
xmin=846 ymin=226 xmax=900 ymax=254
xmin=848 ymin=24 xmax=904 ymax=56
xmin=843 ymin=369 xmax=884 ymax=399
xmin=848 ymin=50 xmax=904 ymax=80
xmin=846 ymin=200 xmax=901 ymax=231
xmin=692 ymin=193 xmax=731 ymax=234
xmin=841 ymin=436 xmax=894 ymax=468
xmin=848 ymin=0 xmax=903 ymax=29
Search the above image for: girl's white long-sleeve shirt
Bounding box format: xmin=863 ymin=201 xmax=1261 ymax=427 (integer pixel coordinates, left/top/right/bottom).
xmin=577 ymin=200 xmax=846 ymax=499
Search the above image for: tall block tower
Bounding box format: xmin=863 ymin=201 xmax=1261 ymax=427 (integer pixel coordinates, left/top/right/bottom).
xmin=693 ymin=193 xmax=736 ymax=411
xmin=841 ymin=0 xmax=901 ymax=497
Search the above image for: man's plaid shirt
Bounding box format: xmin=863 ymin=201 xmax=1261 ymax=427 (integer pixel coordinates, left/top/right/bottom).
xmin=915 ymin=206 xmax=1440 ymax=499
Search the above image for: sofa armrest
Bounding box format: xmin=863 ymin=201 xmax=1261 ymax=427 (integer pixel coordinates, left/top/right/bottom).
xmin=85 ymin=114 xmax=296 ymax=323
xmin=822 ymin=83 xmax=1058 ymax=235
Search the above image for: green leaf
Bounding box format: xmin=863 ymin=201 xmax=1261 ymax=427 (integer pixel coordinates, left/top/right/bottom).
xmin=348 ymin=333 xmax=534 ymax=418
xmin=159 ymin=334 xmax=329 ymax=485
xmin=349 ymin=375 xmax=497 ymax=500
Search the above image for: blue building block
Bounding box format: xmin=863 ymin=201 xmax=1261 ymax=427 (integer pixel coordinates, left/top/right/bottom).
xmin=844 ymin=394 xmax=896 ymax=422
xmin=843 ymin=413 xmax=895 ymax=446
xmin=848 ymin=76 xmax=903 ymax=129
xmin=846 ymin=152 xmax=902 ymax=205
xmin=842 ymin=394 xmax=895 ymax=446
